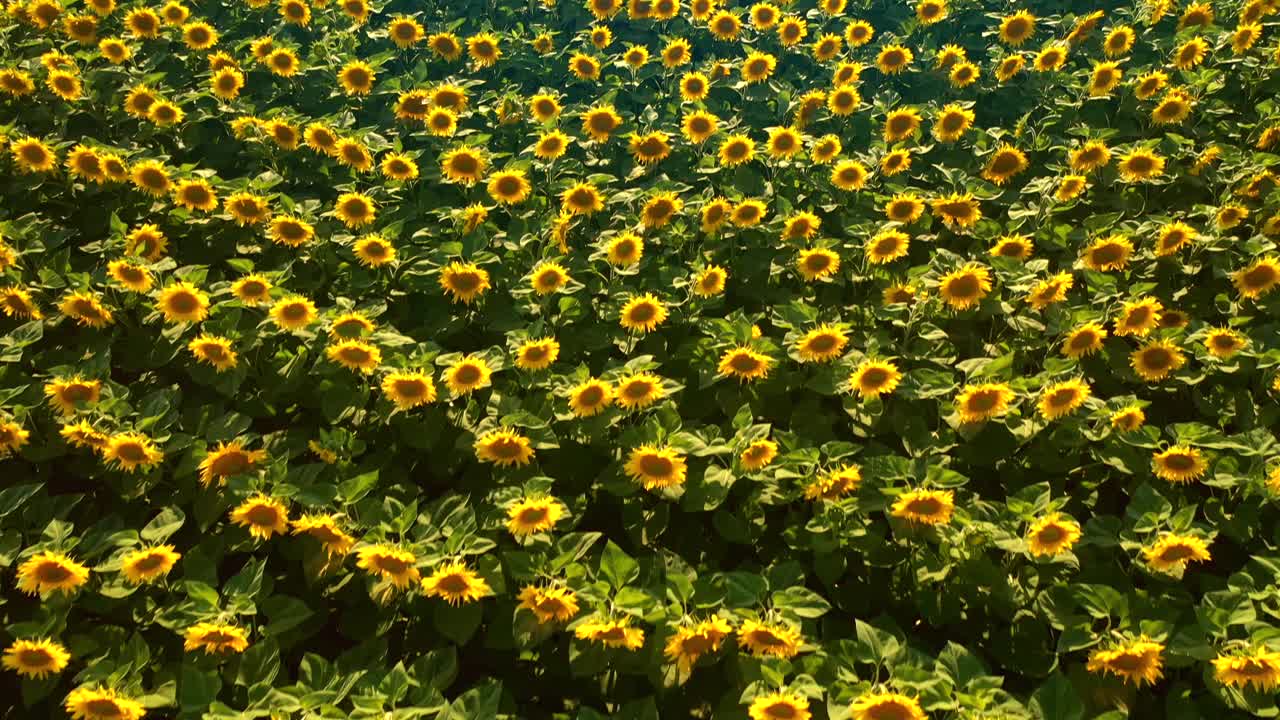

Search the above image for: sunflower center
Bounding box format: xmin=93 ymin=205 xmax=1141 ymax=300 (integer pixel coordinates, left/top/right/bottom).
xmin=990 ymin=152 xmax=1021 ymax=174
xmin=861 ymin=368 xmax=890 ymax=388
xmin=623 ymin=381 xmax=653 ymax=399
xmin=577 ymin=385 xmax=604 ymax=406
xmin=35 ymin=563 xmax=71 ymax=582
xmin=169 ymin=292 xmax=199 ymax=315
xmin=1243 ymin=265 xmax=1277 ymax=288
xmin=883 ymin=50 xmax=905 ymax=66
xmin=454 ymin=365 xmax=481 ymax=385
xmin=748 ymin=629 xmax=785 ymax=646
xmin=639 ymin=454 xmax=673 ymax=477
xmin=967 ymin=390 xmax=999 ymax=412
xmin=1163 ymin=453 xmax=1195 ymax=471
xmin=1038 ymin=525 xmax=1065 ymax=543
xmin=85 ymin=699 xmax=125 ymax=717
xmin=245 ymin=505 xmax=280 ymax=527
xmin=804 ymin=254 xmax=831 ymax=272
xmin=18 ymin=648 xmax=53 ymax=666
xmin=729 ymin=353 xmax=761 ymax=372
xmin=116 ymin=442 xmax=147 ymax=463
xmin=947 ymin=274 xmax=980 ymax=298
xmin=1141 ymin=348 xmax=1172 ymax=370
xmin=132 ymin=553 xmax=166 ymax=572
xmin=518 ymin=506 xmax=548 ymax=524
xmin=394 ymin=379 xmax=426 ymax=398
xmin=436 ymin=573 xmax=470 ymax=594
xmin=906 ymin=497 xmax=942 ymax=515
xmin=628 ymin=303 xmax=656 ymax=323
xmin=375 ymin=556 xmax=412 ymax=574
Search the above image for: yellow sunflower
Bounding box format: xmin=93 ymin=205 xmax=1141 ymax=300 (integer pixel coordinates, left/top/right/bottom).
xmin=422 ymin=561 xmax=491 ymax=605
xmin=891 ymin=489 xmax=955 ymax=525
xmin=3 ymin=639 xmax=71 ymax=679
xmin=619 ymin=293 xmax=668 ymax=333
xmin=445 ymin=356 xmax=493 ymax=395
xmin=506 ymin=496 xmax=565 ymax=537
xmin=955 ymin=382 xmax=1014 ymax=423
xmin=1026 ymin=514 xmax=1081 ymax=557
xmin=16 ymin=551 xmax=90 ymax=595
xmin=1151 ymin=445 xmax=1208 ymax=484
xmin=1087 ymin=638 xmax=1165 ymax=686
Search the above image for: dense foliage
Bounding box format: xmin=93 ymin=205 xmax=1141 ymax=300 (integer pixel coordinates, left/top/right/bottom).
xmin=3 ymin=0 xmax=1280 ymax=717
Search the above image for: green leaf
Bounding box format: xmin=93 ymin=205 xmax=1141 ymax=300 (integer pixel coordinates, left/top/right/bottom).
xmin=140 ymin=507 xmax=185 ymax=543
xmin=599 ymin=540 xmax=639 ymax=590
xmin=1030 ymin=673 xmax=1085 ymax=720
xmin=771 ymin=586 xmax=832 ymax=618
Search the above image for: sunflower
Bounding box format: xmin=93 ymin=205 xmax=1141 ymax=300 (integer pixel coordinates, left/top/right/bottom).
xmin=1087 ymin=61 xmax=1123 ymax=96
xmin=230 ymin=275 xmax=272 ymax=305
xmin=931 ymin=193 xmax=982 ymax=229
xmin=326 ymin=339 xmax=382 ymax=374
xmin=850 ymin=693 xmax=926 ymax=720
xmin=737 ymin=619 xmax=801 ymax=658
xmin=792 ymin=324 xmax=847 ymax=363
xmin=718 ymin=134 xmax=756 ymax=167
xmin=804 ymin=464 xmax=863 ymax=501
xmin=884 ymin=193 xmax=925 ymax=224
xmin=932 ymin=103 xmax=974 ymax=143
xmin=624 ymin=445 xmax=687 ymax=489
xmin=1055 ymin=175 xmax=1088 ymax=202
xmin=949 ymin=61 xmax=980 ymax=88
xmin=993 ymin=54 xmax=1025 ymax=83
xmin=535 ymin=130 xmax=571 ymax=159
xmin=129 ymin=160 xmax=172 ymax=197
xmin=1213 ymin=652 xmax=1280 ymax=691
xmin=1033 ymin=44 xmax=1068 ymax=72
xmin=1145 ymin=532 xmax=1213 ymax=574
xmin=1129 ymin=340 xmax=1185 ymax=382
xmin=1103 ymin=25 xmax=1134 ymax=56
xmin=1200 ymin=327 xmax=1245 ymax=360
xmin=786 ymin=249 xmax=839 ymax=285
xmin=938 ymin=263 xmax=992 ymax=310
xmin=825 ymin=84 xmax=861 ymax=117
xmin=422 ymin=561 xmax=491 ymax=605
xmin=1152 ymin=90 xmax=1193 ymax=125
xmin=1114 ymin=297 xmax=1163 ymax=337
xmin=989 ymin=234 xmax=1033 ymax=261
xmin=155 ymin=281 xmax=209 ymax=324
xmin=1117 ymin=148 xmax=1164 ymax=181
xmin=629 ymin=131 xmax=672 ymax=166
xmin=619 ymin=294 xmax=668 ymax=333
xmin=575 ymin=617 xmax=645 ymax=649
xmin=173 ymin=178 xmax=218 ymax=212
xmin=16 ymin=551 xmax=90 ymax=595
xmin=809 ymin=135 xmax=841 ymax=165
xmin=8 ymin=137 xmax=54 ymax=175
xmin=1173 ymin=36 xmax=1209 ymax=69
xmin=0 ymin=286 xmax=42 ymax=320
xmin=1233 ymin=257 xmax=1280 ymax=298
xmin=107 ymin=261 xmax=152 ymax=293
xmin=266 ymin=215 xmax=313 ymax=248
xmin=776 ymin=15 xmax=806 ymax=47
xmin=718 ymin=347 xmax=772 ymax=381
xmin=331 ymin=192 xmax=375 ymax=228
xmin=265 ymin=48 xmax=300 ymax=77
xmin=981 ymin=145 xmax=1028 ymax=185
xmin=1087 ymin=638 xmax=1165 ymax=686
xmin=1152 ymin=445 xmax=1208 ymax=484
xmin=3 ymin=638 xmax=70 ymax=679
xmin=357 ymin=545 xmax=420 ymax=588
xmin=43 ymin=377 xmax=101 ymax=415
xmin=955 ymin=382 xmax=1014 ymax=423
xmin=581 ymin=105 xmax=622 ymax=143
xmin=877 ymin=44 xmax=913 ymax=74
xmin=740 ymin=439 xmax=778 ymax=471
xmin=1027 ymin=273 xmax=1073 ymax=310
xmin=1026 ymin=514 xmax=1081 ymax=556
xmin=557 ymin=377 xmax=614 ymax=418
xmin=747 ymin=692 xmax=811 ymax=720
xmin=780 ymin=211 xmax=819 ymax=241
xmin=47 ymin=70 xmax=82 ymax=101
xmin=388 ymin=16 xmax=423 ymax=48
xmin=436 ymin=358 xmax=491 ymax=398
xmin=665 ymin=616 xmax=732 ymax=673
xmin=641 ymin=192 xmax=683 ymax=228
xmin=269 ymin=296 xmax=318 ymax=331
xmin=518 ymin=585 xmax=580 ymax=624
xmin=291 ymin=514 xmax=355 ymax=556
xmin=0 ymin=69 xmax=35 ymax=96
xmin=845 ymin=19 xmax=874 ymax=46
xmin=59 ymin=291 xmax=114 ymax=328
xmin=561 ymin=182 xmax=604 ymax=216
xmin=380 ymin=153 xmax=419 ymax=182
xmin=731 ymin=199 xmax=768 ymax=226
xmin=64 ymin=687 xmax=146 ymax=720
xmin=661 ymin=37 xmax=690 ymax=67
xmin=336 ymin=60 xmax=376 ymax=95
xmin=1082 ymin=235 xmax=1133 ymax=272
xmin=831 ymin=160 xmax=868 ymax=191
xmin=892 ymin=489 xmax=955 ymax=525
xmin=1037 ymin=379 xmax=1090 ymax=420
xmin=228 ymin=495 xmax=289 ymax=541
xmin=183 ymin=623 xmax=250 ymax=655
xmin=863 ymin=229 xmax=908 ymax=265
xmin=370 ymin=370 xmax=437 ymax=412
xmin=998 ymin=9 xmax=1036 ymax=46
xmin=437 ymin=262 xmax=491 ymax=305
xmin=766 ymin=126 xmax=803 ymax=160
xmin=739 ymin=51 xmax=776 ymax=85
xmin=1110 ymin=405 xmax=1146 ymax=432
xmin=506 ymin=496 xmax=565 ymax=537
xmin=568 ymin=51 xmax=601 ymax=81
xmin=1233 ymin=22 xmax=1262 ymax=54
xmin=514 ymin=338 xmax=559 ymax=371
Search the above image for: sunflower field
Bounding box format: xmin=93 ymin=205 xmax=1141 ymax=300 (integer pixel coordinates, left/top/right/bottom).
xmin=5 ymin=0 xmax=1280 ymax=716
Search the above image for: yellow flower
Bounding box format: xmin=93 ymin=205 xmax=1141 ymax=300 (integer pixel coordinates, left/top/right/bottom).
xmin=718 ymin=134 xmax=756 ymax=167
xmin=225 ymin=191 xmax=271 ymax=225
xmin=3 ymin=638 xmax=71 ymax=678
xmin=831 ymin=160 xmax=868 ymax=190
xmin=1087 ymin=638 xmax=1165 ymax=686
xmin=445 ymin=356 xmax=492 ymax=395
xmin=568 ymin=378 xmax=614 ymax=417
xmin=1111 ymin=405 xmax=1146 ymax=432
xmin=932 ymin=103 xmax=974 ymax=142
xmin=931 ymin=193 xmax=982 ymax=229
xmin=732 ymin=200 xmax=768 ymax=227
xmin=1117 ymin=148 xmax=1165 ymax=181
xmin=981 ymin=144 xmax=1028 ymax=184
xmin=1152 ymin=445 xmax=1208 ymax=484
xmin=619 ymin=293 xmax=668 ymax=333
xmin=804 ymin=464 xmax=863 ymax=501
xmin=850 ymin=693 xmax=926 ymax=720
xmin=1233 ymin=257 xmax=1280 ymax=299
xmin=422 ymin=561 xmax=491 ymax=605
xmin=884 ymin=193 xmax=924 ymax=223
xmin=439 ymin=262 xmax=491 ymax=304
xmin=575 ymin=617 xmax=645 ymax=649
xmin=615 ymin=373 xmax=665 ymax=410
xmin=119 ymin=545 xmax=180 ymax=584
xmin=1082 ymin=235 xmax=1133 ymax=272
xmin=16 ymin=551 xmax=90 ymax=595
xmin=748 ymin=691 xmax=810 ymax=720
xmin=184 ymin=623 xmax=250 ymax=654
xmin=381 ymin=371 xmax=437 ymax=410
xmin=1213 ymin=651 xmax=1280 ymax=691
xmin=518 ymin=585 xmax=580 ymax=623
xmin=291 ymin=514 xmax=356 ymax=556
xmin=998 ymin=9 xmax=1036 ymax=46
xmin=64 ymin=686 xmax=146 ymax=720
xmin=826 ymin=84 xmax=861 ymax=116
xmin=333 ymin=192 xmax=376 ymax=228
xmin=718 ymin=347 xmax=772 ymax=381
xmin=515 ymin=338 xmax=560 ymax=370
xmin=625 ymin=445 xmax=687 ymax=489
xmin=1130 ymin=340 xmax=1185 ymax=381
xmin=641 ymin=192 xmax=683 ymax=228
xmin=43 ymin=376 xmax=101 ymax=415
xmin=388 ymin=16 xmax=424 ymax=48
xmin=737 ymin=619 xmax=801 ymax=658
xmin=474 ymin=429 xmax=535 ymax=467
xmin=1033 ymin=44 xmax=1069 ymax=72
xmin=506 ymin=496 xmax=564 ymax=536
xmin=1173 ymin=36 xmax=1209 ymax=69
xmin=356 ymin=545 xmax=419 ymax=588
xmin=955 ymin=383 xmax=1014 ymax=423
xmin=876 ymin=44 xmax=913 ymax=74
xmin=938 ymin=263 xmax=992 ymax=310
xmin=229 ymin=495 xmax=289 ymax=540
xmin=740 ymin=439 xmax=778 ymax=471
xmin=1026 ymin=514 xmax=1081 ymax=556
xmin=103 ymin=431 xmax=164 ymax=472
xmin=156 ymin=282 xmax=209 ymax=324
xmin=1038 ymin=379 xmax=1090 ymax=420
xmin=1204 ymin=328 xmax=1246 ymax=359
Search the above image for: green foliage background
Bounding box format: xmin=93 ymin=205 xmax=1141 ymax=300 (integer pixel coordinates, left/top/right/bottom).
xmin=3 ymin=0 xmax=1280 ymax=717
